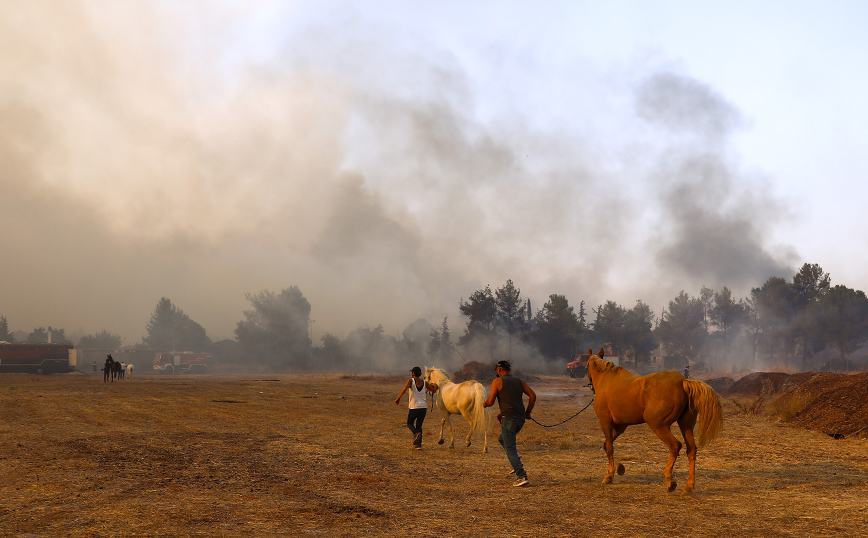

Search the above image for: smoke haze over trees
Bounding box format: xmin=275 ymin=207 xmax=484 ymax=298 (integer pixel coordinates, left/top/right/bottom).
xmin=3 ymin=4 xmax=868 ymax=372
xmin=4 ymin=263 xmax=868 ymax=375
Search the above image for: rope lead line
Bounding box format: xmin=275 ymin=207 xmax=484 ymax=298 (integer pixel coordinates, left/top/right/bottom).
xmin=528 ymin=398 xmax=594 ymax=428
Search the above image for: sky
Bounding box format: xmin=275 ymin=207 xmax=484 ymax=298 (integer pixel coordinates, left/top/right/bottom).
xmin=2 ymin=1 xmax=867 ymax=345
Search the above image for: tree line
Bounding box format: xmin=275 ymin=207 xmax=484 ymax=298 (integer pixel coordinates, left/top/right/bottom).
xmin=3 ymin=263 xmax=868 ymax=373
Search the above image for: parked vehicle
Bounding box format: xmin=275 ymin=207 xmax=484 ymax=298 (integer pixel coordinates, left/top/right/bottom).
xmin=153 ymin=351 xmax=212 ymax=374
xmin=565 ymin=352 xmax=588 ymax=378
xmin=0 ymin=343 xmax=77 ymax=374
xmin=566 ymin=351 xmax=619 ymax=378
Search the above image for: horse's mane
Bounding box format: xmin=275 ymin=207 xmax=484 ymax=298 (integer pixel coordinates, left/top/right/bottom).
xmin=426 ymin=367 xmax=452 ymax=382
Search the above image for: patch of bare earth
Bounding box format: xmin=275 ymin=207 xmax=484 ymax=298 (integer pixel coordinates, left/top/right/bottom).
xmin=2 ymin=372 xmax=868 ymax=537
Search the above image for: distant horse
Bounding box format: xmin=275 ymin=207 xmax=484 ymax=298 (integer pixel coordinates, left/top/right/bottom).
xmin=424 ymin=367 xmax=490 ymax=453
xmin=126 ymin=363 xmax=134 ymax=378
xmin=110 ymin=360 xmax=124 ymax=382
xmin=587 ymin=348 xmax=723 ymax=493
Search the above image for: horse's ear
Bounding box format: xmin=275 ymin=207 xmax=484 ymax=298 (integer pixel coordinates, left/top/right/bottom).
xmin=587 ymin=348 xmax=593 ymax=357
xmin=599 ymin=347 xmax=605 ymax=359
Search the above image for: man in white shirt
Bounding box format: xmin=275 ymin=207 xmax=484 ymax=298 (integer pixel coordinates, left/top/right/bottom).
xmin=395 ymin=367 xmax=438 ymax=449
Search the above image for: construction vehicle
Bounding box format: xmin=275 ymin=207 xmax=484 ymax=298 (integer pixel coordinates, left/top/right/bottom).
xmin=153 ymin=351 xmax=212 ymax=374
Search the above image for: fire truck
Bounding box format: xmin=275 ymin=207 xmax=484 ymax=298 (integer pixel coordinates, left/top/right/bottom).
xmin=153 ymin=351 xmax=212 ymax=374
xmin=0 ymin=343 xmax=77 ymax=374
xmin=566 ymin=351 xmax=619 ymax=378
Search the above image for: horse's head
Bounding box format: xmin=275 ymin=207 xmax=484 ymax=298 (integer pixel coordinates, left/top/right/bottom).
xmin=425 ymin=367 xmax=450 ymax=386
xmin=587 ymin=348 xmax=615 ymax=383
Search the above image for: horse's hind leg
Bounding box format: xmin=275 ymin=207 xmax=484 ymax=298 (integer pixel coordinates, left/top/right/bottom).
xmin=459 ymin=409 xmax=474 ymax=448
xmin=651 ymin=425 xmax=682 ymax=492
xmin=678 ymin=415 xmax=699 ymax=493
xmin=441 ymin=414 xmax=456 ymax=448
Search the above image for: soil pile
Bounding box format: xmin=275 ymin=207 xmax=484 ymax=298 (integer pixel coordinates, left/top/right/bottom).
xmin=787 ymin=372 xmax=868 ymax=438
xmin=451 ymin=361 xmax=539 ymax=384
xmin=452 ymin=361 xmax=496 ymax=383
xmin=725 ymin=371 xmax=818 ymax=396
xmin=714 ymin=370 xmax=868 ymax=438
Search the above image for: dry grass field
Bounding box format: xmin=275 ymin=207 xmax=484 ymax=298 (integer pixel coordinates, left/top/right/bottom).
xmin=2 ymin=371 xmax=868 ymax=537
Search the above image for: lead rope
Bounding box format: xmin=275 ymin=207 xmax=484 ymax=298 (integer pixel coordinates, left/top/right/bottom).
xmin=528 ymin=383 xmax=595 ymax=428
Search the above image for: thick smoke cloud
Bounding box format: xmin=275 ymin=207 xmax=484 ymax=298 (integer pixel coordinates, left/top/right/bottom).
xmin=0 ymin=3 xmax=798 ymax=344
xmin=637 ymin=73 xmax=798 ymax=293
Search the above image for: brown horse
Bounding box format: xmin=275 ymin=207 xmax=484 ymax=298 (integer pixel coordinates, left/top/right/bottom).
xmin=587 ymin=348 xmax=723 ymax=493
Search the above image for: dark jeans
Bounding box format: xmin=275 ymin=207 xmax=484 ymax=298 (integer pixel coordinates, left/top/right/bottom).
xmin=407 ymin=408 xmax=427 ymax=436
xmin=499 ymin=416 xmax=526 ymax=478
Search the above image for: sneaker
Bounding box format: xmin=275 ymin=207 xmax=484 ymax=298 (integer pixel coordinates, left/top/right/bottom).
xmin=414 ymin=446 xmax=422 ymax=450
xmin=507 ymin=469 xmax=516 ymax=475
xmin=512 ymin=476 xmax=529 ymax=487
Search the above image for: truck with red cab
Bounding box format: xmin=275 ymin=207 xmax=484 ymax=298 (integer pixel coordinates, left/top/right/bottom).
xmin=566 ymin=351 xmax=619 ymax=378
xmin=153 ymin=351 xmax=212 ymax=374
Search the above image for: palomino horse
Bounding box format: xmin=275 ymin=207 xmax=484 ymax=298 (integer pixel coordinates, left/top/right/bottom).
xmin=424 ymin=367 xmax=490 ymax=453
xmin=587 ymin=348 xmax=723 ymax=493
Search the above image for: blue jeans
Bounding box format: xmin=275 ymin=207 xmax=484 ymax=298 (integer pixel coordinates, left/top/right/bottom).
xmin=499 ymin=417 xmax=526 ymax=478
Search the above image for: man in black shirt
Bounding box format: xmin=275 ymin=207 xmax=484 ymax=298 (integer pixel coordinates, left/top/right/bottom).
xmin=483 ymin=360 xmax=536 ymax=487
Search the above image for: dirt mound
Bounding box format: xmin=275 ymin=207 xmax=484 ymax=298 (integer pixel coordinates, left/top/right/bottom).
xmin=787 ymin=372 xmax=868 ymax=438
xmin=452 ymin=361 xmax=495 ymax=384
xmin=705 ymin=377 xmax=735 ymax=394
xmin=722 ymin=370 xmax=868 ymax=438
xmin=451 ymin=361 xmax=539 ymax=384
xmin=727 ymin=371 xmax=817 ymax=396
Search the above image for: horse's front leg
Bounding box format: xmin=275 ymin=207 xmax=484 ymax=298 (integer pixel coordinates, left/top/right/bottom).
xmin=600 ymin=423 xmax=616 ymax=484
xmin=438 ymin=415 xmax=446 ymax=445
xmin=611 ymin=426 xmax=626 ymax=476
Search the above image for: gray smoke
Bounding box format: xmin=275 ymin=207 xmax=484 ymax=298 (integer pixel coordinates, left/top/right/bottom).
xmin=0 ymin=4 xmax=798 ymax=344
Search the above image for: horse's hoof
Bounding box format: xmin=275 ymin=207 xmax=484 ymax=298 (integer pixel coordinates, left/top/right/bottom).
xmin=602 ymin=476 xmax=613 ymax=485
xmin=683 ymin=486 xmax=694 ymax=494
xmin=667 ymin=481 xmax=677 ymax=493
xmin=438 ymin=440 xmax=445 ymax=445
xmin=617 ymin=463 xmax=625 ymax=476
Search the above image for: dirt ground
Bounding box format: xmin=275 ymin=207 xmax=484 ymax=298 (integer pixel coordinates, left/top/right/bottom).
xmin=2 ymin=371 xmax=868 ymax=537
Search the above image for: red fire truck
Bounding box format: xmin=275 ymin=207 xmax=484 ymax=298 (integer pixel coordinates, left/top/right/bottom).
xmin=566 ymin=351 xmax=619 ymax=378
xmin=153 ymin=351 xmax=212 ymax=374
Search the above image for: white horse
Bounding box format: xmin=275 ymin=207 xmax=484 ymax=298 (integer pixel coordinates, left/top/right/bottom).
xmin=126 ymin=364 xmax=134 ymax=378
xmin=424 ymin=367 xmax=490 ymax=453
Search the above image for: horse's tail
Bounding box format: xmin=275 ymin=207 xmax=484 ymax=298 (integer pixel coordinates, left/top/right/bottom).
xmin=470 ymin=382 xmax=490 ymax=438
xmin=683 ymin=379 xmax=724 ymax=447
